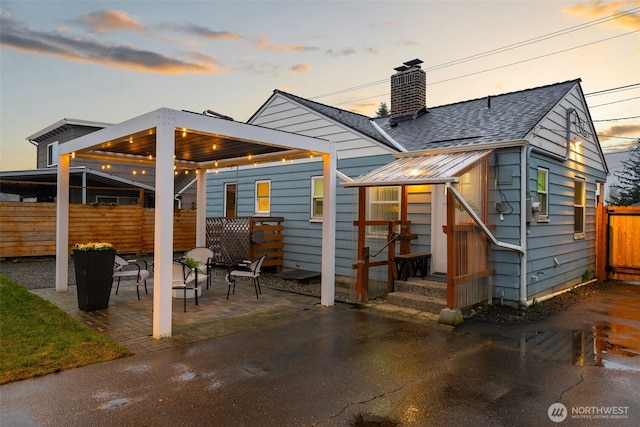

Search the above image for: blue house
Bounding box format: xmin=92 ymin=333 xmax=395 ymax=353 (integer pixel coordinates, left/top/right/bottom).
xmin=206 ymin=59 xmax=608 ymax=313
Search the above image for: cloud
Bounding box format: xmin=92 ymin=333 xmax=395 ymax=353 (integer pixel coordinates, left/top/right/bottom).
xmin=325 ymin=48 xmax=356 ymax=56
xmin=565 ymin=1 xmax=640 ymax=30
xmin=349 ymin=101 xmax=377 ymax=115
xmin=76 ymin=10 xmax=145 ymax=33
xmin=163 ymin=23 xmax=241 ymax=41
xmin=254 ymin=35 xmax=318 ymax=52
xmin=0 ymin=13 xmax=223 ymax=74
xmin=289 ymin=63 xmax=312 ymax=74
xmin=598 ymin=123 xmax=640 ymax=141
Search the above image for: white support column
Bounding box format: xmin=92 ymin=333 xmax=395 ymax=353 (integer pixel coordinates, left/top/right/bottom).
xmin=55 ymin=155 xmax=70 ymax=292
xmin=320 ymin=147 xmax=337 ymax=306
xmin=196 ymin=169 xmax=207 ymax=247
xmin=153 ymin=110 xmax=175 ymax=339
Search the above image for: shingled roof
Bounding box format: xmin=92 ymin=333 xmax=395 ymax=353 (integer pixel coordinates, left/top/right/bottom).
xmin=372 ymin=79 xmax=581 ymax=151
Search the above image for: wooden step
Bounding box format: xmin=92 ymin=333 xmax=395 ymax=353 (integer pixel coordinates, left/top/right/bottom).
xmin=386 ymin=292 xmax=447 ymax=314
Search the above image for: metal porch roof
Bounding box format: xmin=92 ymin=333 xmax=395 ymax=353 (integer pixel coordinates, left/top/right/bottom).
xmin=341 ymin=150 xmax=492 ymax=187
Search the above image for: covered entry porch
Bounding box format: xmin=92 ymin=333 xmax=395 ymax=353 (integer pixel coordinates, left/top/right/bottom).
xmin=342 ymin=148 xmax=524 ymax=311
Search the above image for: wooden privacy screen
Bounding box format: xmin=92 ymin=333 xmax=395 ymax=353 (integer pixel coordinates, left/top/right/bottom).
xmin=0 ymin=202 xmax=196 ymax=257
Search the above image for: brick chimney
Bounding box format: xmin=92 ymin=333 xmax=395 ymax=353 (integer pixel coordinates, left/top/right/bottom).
xmin=390 ymin=59 xmax=426 ymax=119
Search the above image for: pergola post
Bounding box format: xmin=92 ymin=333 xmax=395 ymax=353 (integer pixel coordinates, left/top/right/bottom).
xmin=153 ymin=113 xmax=175 ymax=339
xmin=320 ymin=150 xmax=336 ymax=306
xmin=55 ymin=154 xmax=70 ymax=292
xmin=196 ymin=169 xmax=207 ymax=247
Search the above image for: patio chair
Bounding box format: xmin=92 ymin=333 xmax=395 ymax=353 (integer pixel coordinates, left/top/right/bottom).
xmin=112 ymin=255 xmax=150 ymax=300
xmin=181 ymin=247 xmax=215 ymax=289
xmin=225 ymin=254 xmax=266 ymax=300
xmin=172 ymin=261 xmax=200 ymax=312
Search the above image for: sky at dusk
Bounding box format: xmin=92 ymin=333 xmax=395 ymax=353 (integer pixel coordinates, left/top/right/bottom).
xmin=1 ymin=0 xmax=638 ymax=172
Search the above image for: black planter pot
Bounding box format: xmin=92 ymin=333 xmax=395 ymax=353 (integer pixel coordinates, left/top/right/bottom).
xmin=73 ymin=248 xmax=116 ymax=311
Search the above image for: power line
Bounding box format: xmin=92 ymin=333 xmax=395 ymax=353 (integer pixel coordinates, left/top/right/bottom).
xmin=424 ymin=31 xmax=638 ymax=86
xmin=331 ymin=30 xmax=638 ymax=108
xmin=311 ymin=7 xmax=640 ymax=100
xmin=593 ymin=115 xmax=640 ymax=122
xmin=585 ymin=83 xmax=640 ymax=97
xmin=425 ymin=7 xmax=640 ymax=72
xmin=589 ymin=96 xmax=640 ymax=108
xmin=597 ymin=134 xmax=640 ymax=140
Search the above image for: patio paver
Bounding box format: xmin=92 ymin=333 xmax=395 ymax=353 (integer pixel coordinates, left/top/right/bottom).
xmin=31 ymin=277 xmax=350 ymax=354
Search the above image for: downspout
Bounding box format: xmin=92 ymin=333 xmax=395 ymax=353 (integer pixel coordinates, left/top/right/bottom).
xmin=520 ymin=145 xmax=529 ymax=306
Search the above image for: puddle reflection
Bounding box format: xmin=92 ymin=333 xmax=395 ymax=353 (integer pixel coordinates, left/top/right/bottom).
xmin=512 ymin=323 xmax=640 ymax=372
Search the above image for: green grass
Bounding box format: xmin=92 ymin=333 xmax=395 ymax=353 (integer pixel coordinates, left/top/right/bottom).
xmin=0 ymin=275 xmax=130 ymax=384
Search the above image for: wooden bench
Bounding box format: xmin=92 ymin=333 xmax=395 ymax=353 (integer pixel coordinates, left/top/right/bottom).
xmin=394 ymin=252 xmax=431 ymax=281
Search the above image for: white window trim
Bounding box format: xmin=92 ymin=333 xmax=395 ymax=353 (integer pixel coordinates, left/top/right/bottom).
xmin=574 ymin=176 xmax=586 ymax=239
xmin=537 ymin=167 xmax=549 ymax=222
xmin=255 ymin=180 xmax=271 ymax=216
xmin=310 ymin=176 xmax=323 ymax=222
xmin=47 ymin=141 xmax=59 ymax=167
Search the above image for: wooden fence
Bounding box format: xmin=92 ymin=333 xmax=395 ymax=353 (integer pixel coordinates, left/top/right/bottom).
xmin=596 ymin=204 xmax=640 ymax=281
xmin=0 ymin=202 xmax=196 ymax=257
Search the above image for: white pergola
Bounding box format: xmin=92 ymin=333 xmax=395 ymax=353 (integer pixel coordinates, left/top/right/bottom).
xmin=56 ymin=107 xmax=336 ymax=339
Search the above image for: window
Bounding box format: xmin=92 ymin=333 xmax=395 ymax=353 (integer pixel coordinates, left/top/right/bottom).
xmin=367 ymin=186 xmax=400 ymax=237
xmin=537 ymin=168 xmax=549 ymax=220
xmin=310 ymin=177 xmax=323 ymax=220
xmin=255 ymin=180 xmax=271 ymax=215
xmin=574 ymin=177 xmax=586 ymax=238
xmin=47 ymin=142 xmax=59 ymax=167
xmin=224 ymin=183 xmax=237 ymax=217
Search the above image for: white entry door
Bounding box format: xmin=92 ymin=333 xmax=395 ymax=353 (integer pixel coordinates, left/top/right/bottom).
xmin=431 ymin=184 xmax=448 ymax=274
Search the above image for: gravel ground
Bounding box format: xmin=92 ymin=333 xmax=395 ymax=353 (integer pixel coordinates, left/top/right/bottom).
xmin=0 ymin=255 xmax=325 ymax=298
xmin=461 ymin=280 xmax=614 ymax=324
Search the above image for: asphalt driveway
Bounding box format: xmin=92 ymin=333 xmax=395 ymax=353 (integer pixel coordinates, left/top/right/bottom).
xmin=1 ymin=281 xmax=638 ymax=426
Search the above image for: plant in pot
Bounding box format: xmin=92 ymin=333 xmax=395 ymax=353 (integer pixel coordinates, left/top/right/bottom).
xmin=73 ymin=242 xmax=116 ymax=311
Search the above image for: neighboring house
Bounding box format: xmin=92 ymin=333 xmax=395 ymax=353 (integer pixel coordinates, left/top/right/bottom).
xmin=206 ymin=59 xmax=608 ymax=308
xmin=0 ymin=118 xmax=196 ymax=207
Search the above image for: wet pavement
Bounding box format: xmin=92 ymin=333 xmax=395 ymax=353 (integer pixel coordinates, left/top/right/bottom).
xmin=1 ymin=281 xmax=639 ymax=426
